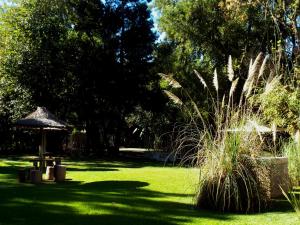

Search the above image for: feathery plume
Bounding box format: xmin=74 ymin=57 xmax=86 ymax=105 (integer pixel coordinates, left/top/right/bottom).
xmin=248 ymin=52 xmax=264 ymax=82
xmin=264 ymin=75 xmax=282 ymax=94
xmin=242 ymin=59 xmax=253 ymax=94
xmin=266 ymin=71 xmax=274 ymax=85
xmin=243 ymin=53 xmax=264 ymax=97
xmin=249 ymin=120 xmax=263 ymax=142
xmin=227 ymin=55 xmax=234 ymax=81
xmin=221 ymin=95 xmax=225 ymax=109
xmin=229 ymin=78 xmax=239 ymax=99
xmin=272 ymin=123 xmax=276 ymax=145
xmin=194 ymin=70 xmax=207 ymax=88
xmin=158 ymin=73 xmax=182 ymax=88
xmin=140 ymin=128 xmax=144 ymax=137
xmin=132 ymin=128 xmax=138 ymax=134
xmin=213 ymin=69 xmax=218 ymax=92
xmin=258 ymin=54 xmax=269 ymax=80
xmin=248 ymin=58 xmax=253 ymax=74
xmin=251 ymin=52 xmax=264 ymax=73
xmin=246 ymin=79 xmax=254 ymax=98
xmin=163 ymin=90 xmax=183 ymax=105
xmin=192 ymin=101 xmax=202 ymax=118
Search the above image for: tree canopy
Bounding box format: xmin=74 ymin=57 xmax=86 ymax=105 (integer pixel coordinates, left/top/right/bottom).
xmin=0 ymin=0 xmax=299 ymax=154
xmin=0 ymin=0 xmax=158 ymax=154
xmin=154 ymin=0 xmax=299 ymax=90
xmin=152 ymin=0 xmax=299 ymax=129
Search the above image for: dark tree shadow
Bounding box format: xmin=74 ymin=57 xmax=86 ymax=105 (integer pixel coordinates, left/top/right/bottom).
xmin=0 ymin=177 xmax=231 ymax=225
xmin=0 ymin=158 xmax=296 ymax=225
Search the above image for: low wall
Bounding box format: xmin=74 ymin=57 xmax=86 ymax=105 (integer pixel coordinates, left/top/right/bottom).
xmin=259 ymin=157 xmax=289 ymax=198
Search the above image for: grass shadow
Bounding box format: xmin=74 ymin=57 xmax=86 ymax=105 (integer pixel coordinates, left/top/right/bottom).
xmin=0 ymin=176 xmax=231 ymax=225
xmin=1 ymin=157 xmax=294 ymax=225
xmin=267 ymin=199 xmax=294 ymax=213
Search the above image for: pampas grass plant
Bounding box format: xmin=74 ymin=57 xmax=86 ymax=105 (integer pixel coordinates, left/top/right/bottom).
xmin=161 ymin=53 xmax=274 ymax=213
xmin=283 ymin=134 xmax=300 ymax=186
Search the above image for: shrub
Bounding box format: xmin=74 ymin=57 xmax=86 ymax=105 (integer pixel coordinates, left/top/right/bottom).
xmin=255 ymin=79 xmax=300 ymax=134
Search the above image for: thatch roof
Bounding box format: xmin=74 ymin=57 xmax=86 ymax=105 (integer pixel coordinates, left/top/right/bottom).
xmin=15 ymin=107 xmax=67 ymax=129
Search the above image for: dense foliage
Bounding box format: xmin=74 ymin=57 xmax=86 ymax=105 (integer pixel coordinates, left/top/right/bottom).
xmin=154 ymin=0 xmax=299 ymax=110
xmin=0 ymin=0 xmax=160 ymax=154
xmin=0 ymin=0 xmax=299 ymax=156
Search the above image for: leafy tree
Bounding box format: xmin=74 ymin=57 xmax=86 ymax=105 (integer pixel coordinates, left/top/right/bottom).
xmin=154 ymin=0 xmax=299 ymax=97
xmin=0 ymin=0 xmax=157 ymax=155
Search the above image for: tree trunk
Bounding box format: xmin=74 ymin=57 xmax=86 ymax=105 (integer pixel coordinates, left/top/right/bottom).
xmin=86 ymin=121 xmax=103 ymax=156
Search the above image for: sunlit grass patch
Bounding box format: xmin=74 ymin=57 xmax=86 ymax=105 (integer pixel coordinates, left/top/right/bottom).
xmin=0 ymin=157 xmax=298 ymax=225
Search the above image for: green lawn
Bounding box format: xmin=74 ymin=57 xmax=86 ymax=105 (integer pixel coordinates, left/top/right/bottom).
xmin=0 ymin=156 xmax=298 ymax=225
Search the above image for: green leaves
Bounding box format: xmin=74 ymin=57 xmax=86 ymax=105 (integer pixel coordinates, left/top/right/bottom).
xmin=0 ymin=0 xmax=157 ymax=152
xmin=257 ymin=80 xmax=300 ymax=134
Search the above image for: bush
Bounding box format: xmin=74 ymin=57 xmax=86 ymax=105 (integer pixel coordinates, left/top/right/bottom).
xmin=256 ymin=79 xmax=300 ymax=134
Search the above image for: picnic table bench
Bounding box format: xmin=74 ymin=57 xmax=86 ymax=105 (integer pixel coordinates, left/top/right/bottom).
xmin=18 ymin=156 xmax=65 ymax=183
xmin=29 ymin=156 xmax=61 ymax=172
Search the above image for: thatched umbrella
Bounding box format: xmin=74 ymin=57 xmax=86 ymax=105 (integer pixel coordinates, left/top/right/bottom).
xmin=15 ymin=107 xmax=67 ymax=156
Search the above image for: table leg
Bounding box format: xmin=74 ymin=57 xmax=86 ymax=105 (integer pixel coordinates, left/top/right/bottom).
xmin=33 ymin=161 xmax=38 ymax=170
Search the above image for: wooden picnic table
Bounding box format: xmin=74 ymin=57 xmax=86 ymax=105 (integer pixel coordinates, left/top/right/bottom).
xmin=29 ymin=157 xmax=56 ymax=172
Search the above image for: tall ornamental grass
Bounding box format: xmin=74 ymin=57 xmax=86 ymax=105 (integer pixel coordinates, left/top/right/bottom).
xmin=283 ymin=132 xmax=300 ymax=186
xmin=161 ymin=53 xmax=277 ymax=213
